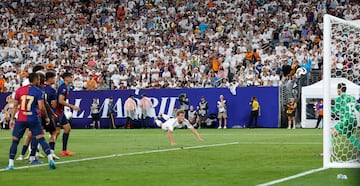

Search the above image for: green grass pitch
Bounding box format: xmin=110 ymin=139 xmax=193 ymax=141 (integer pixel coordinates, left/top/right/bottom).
xmin=0 ymin=129 xmax=359 ymax=186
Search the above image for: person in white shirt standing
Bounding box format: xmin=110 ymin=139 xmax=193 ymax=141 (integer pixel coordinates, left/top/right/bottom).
xmin=217 ymin=95 xmax=227 ymax=129
xmin=154 ymin=110 xmax=202 ymax=145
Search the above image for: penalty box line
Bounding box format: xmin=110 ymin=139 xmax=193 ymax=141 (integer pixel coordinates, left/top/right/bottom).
xmin=0 ymin=142 xmax=239 ymax=172
xmin=256 ymin=167 xmax=329 ymax=186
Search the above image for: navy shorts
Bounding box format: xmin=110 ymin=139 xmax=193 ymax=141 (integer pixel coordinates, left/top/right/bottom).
xmin=41 ymin=117 xmax=56 ymax=133
xmin=58 ymin=114 xmax=70 ymax=126
xmin=91 ymin=113 xmax=100 ymax=121
xmin=12 ymin=120 xmax=43 ymax=139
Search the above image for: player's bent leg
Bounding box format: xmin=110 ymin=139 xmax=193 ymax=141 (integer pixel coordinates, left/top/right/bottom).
xmin=34 ymin=134 xmax=56 ymax=170
xmin=55 ymin=127 xmax=60 ymax=140
xmin=49 ymin=132 xmax=60 ymax=160
xmin=159 ymin=113 xmax=171 ymax=121
xmin=22 ymin=131 xmax=33 ymax=160
xmin=154 ymin=119 xmax=163 ymax=128
xmin=17 ymin=133 xmax=31 ymax=160
xmin=29 ymin=137 xmax=41 ymax=164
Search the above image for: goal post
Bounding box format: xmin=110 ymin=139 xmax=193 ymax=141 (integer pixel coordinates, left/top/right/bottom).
xmin=323 ymin=14 xmax=360 ymax=168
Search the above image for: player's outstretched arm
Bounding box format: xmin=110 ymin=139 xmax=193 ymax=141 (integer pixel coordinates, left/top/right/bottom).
xmin=167 ymin=130 xmax=177 ymax=145
xmin=189 ymin=127 xmax=203 ymax=142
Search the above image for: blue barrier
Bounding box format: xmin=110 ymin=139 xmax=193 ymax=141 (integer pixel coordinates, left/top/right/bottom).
xmin=0 ymin=87 xmax=279 ymax=128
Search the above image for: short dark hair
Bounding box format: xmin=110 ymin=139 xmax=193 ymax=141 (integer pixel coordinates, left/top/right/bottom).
xmin=32 ymin=65 xmax=45 ymax=73
xmin=62 ymin=72 xmax=72 ymax=79
xmin=37 ymin=72 xmax=45 ymax=84
xmin=337 ymin=83 xmax=347 ymax=93
xmin=45 ymin=71 xmax=56 ymax=80
xmin=28 ymin=73 xmax=39 ymax=83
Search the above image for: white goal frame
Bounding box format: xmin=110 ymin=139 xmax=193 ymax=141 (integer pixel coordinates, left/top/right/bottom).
xmin=323 ymin=14 xmax=360 ymax=168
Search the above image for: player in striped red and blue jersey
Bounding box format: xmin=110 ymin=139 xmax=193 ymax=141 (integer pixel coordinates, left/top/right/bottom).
xmin=6 ymin=73 xmax=55 ymax=170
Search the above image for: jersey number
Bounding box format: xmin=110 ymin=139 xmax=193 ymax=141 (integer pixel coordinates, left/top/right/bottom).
xmin=20 ymin=95 xmax=34 ymax=111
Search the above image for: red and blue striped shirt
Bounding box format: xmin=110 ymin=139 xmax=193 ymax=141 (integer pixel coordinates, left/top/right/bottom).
xmin=14 ymin=85 xmax=43 ymax=122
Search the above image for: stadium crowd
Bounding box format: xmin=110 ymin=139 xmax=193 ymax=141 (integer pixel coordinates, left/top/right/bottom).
xmin=0 ymin=0 xmax=359 ymax=92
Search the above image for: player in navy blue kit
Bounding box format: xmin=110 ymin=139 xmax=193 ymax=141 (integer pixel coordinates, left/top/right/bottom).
xmin=56 ymin=72 xmax=80 ymax=156
xmin=42 ymin=71 xmax=60 ymax=159
xmin=6 ymin=73 xmax=55 ymax=170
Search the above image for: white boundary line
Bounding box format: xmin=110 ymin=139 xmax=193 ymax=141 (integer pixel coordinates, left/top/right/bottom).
xmin=0 ymin=142 xmax=239 ymax=172
xmin=256 ymin=167 xmax=329 ymax=186
xmin=0 ymin=133 xmax=322 ymax=140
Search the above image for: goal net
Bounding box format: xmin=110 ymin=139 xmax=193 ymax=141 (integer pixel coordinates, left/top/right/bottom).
xmin=323 ymin=14 xmax=360 ymax=168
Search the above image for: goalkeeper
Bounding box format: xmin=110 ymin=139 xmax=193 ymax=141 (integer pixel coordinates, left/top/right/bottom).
xmin=331 ymin=83 xmax=360 ymax=150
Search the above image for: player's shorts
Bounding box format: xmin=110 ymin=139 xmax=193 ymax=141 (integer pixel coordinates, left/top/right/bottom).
xmin=58 ymin=113 xmax=70 ymax=126
xmin=287 ymin=111 xmax=296 ymax=117
xmin=41 ymin=117 xmax=56 ymax=133
xmin=218 ymin=112 xmax=227 ymax=119
xmin=199 ymin=115 xmax=207 ymax=122
xmin=91 ymin=113 xmax=100 ymax=121
xmin=12 ymin=120 xmax=43 ymax=139
xmin=125 ymin=110 xmax=136 ymax=120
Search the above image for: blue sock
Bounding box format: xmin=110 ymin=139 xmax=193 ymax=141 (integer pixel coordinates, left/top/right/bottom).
xmin=49 ymin=142 xmax=55 ymax=151
xmin=9 ymin=140 xmax=19 ymax=160
xmin=30 ymin=138 xmax=37 ymax=156
xmin=62 ymin=133 xmax=69 ymax=151
xmin=21 ymin=145 xmax=28 ymax=156
xmin=38 ymin=138 xmax=51 ymax=156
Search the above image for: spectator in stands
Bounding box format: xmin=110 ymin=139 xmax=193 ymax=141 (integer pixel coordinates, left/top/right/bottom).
xmin=86 ymin=75 xmax=98 ymax=90
xmin=0 ymin=0 xmax=357 ymax=92
xmin=0 ymin=75 xmax=6 ymax=92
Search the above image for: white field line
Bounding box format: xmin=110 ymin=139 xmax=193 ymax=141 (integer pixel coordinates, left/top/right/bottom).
xmin=256 ymin=167 xmax=328 ymax=186
xmin=0 ymin=142 xmax=239 ymax=172
xmin=0 ymin=133 xmax=322 ymax=140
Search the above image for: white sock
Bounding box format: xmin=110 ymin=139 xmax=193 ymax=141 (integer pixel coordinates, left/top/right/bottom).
xmin=162 ymin=114 xmax=170 ymax=121
xmin=9 ymin=159 xmax=14 ymax=166
xmin=47 ymin=154 xmax=53 ymax=162
xmin=50 ymin=150 xmax=55 ymax=155
xmin=29 ymin=156 xmax=35 ymax=162
xmin=154 ymin=120 xmax=162 ymax=127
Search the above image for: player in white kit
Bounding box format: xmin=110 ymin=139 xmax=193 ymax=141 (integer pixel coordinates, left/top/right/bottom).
xmin=155 ymin=110 xmax=202 ymax=145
